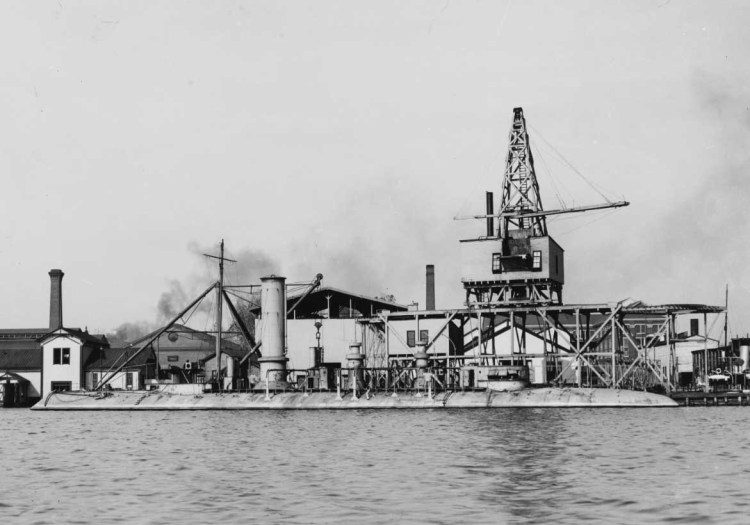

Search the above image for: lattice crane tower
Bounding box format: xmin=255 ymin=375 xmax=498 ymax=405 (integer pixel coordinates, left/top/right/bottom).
xmin=500 ymin=108 xmax=547 ymax=238
xmin=459 ymin=107 xmax=628 ymax=307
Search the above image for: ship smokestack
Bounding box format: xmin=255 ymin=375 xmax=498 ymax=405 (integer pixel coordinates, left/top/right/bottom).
xmin=426 ymin=264 xmax=435 ymax=310
xmin=49 ymin=269 xmax=64 ymax=329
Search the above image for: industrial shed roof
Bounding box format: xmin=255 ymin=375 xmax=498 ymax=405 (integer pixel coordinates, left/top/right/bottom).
xmin=622 ymin=303 xmax=725 ymax=315
xmin=249 ymin=285 xmax=407 ymax=319
xmin=0 ymin=328 xmax=50 ymax=339
xmin=0 ymin=340 xmax=41 ymax=351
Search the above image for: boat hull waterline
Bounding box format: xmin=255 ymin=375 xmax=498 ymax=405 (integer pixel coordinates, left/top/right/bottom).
xmin=32 ymin=387 xmax=677 ymax=410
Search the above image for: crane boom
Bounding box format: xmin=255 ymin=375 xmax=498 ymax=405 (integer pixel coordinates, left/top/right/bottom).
xmin=455 ymin=200 xmax=629 ymax=221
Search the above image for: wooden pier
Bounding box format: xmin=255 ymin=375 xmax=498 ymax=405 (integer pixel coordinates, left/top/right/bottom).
xmin=671 ymin=391 xmax=750 ymax=407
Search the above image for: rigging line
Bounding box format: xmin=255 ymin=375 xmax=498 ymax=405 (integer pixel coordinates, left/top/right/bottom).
xmin=180 ymin=293 xmax=208 ymax=326
xmin=225 ymin=288 xmax=260 ymax=303
xmin=226 ymin=289 xmax=260 ymax=307
xmin=547 ymin=207 xmax=614 ymax=224
xmin=551 ymin=209 xmax=618 ymax=237
xmin=532 ymin=134 xmax=578 ymax=205
xmin=528 ymin=123 xmax=612 ymax=203
xmin=533 ymin=140 xmax=569 ymax=209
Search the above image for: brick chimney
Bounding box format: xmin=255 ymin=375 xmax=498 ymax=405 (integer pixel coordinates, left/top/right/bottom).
xmin=49 ymin=269 xmax=64 ymax=329
xmin=426 ymin=264 xmax=435 ymax=310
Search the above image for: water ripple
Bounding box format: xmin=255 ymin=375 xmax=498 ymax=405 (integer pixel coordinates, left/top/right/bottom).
xmin=2 ymin=407 xmax=750 ymax=523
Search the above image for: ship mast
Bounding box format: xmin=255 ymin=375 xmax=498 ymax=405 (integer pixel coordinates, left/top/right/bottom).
xmin=204 ymin=239 xmax=236 ymax=390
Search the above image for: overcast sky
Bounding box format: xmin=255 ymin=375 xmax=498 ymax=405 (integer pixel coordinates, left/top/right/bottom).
xmin=1 ymin=1 xmax=748 ymax=339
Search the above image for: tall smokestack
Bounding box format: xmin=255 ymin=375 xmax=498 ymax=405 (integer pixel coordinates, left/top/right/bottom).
xmin=426 ymin=265 xmax=435 ymax=310
xmin=486 ymin=191 xmax=494 ymax=237
xmin=49 ymin=269 xmax=64 ymax=329
xmin=258 ymin=275 xmax=288 ymax=387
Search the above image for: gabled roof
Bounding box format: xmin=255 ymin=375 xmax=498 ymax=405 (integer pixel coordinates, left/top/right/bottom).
xmin=128 ymin=323 xmax=245 ymax=353
xmin=39 ymin=327 xmax=110 ymax=347
xmin=0 ymin=371 xmax=29 ymax=383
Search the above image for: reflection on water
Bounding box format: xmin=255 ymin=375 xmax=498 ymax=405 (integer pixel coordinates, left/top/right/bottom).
xmin=2 ymin=407 xmax=750 ymax=524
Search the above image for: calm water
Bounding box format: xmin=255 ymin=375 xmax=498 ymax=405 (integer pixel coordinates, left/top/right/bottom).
xmin=2 ymin=407 xmax=750 ymax=524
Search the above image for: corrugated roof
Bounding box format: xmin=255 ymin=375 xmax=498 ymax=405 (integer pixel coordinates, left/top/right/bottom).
xmin=623 ymin=303 xmax=725 ymax=314
xmin=0 ymin=347 xmax=42 ymax=370
xmin=0 ymin=328 xmax=51 ymax=339
xmin=0 ymin=340 xmax=41 ymax=351
xmin=291 ymin=286 xmax=406 ymax=309
xmin=247 ymin=285 xmax=408 ymax=318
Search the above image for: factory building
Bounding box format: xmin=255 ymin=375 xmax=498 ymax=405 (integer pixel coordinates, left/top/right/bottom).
xmin=254 ymin=286 xmax=408 ymax=385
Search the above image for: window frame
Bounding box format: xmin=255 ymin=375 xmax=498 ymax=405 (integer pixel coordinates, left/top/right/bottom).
xmin=492 ymin=253 xmax=502 ymax=274
xmin=532 ymin=251 xmax=542 ymax=271
xmin=50 ymin=381 xmax=72 ymax=392
xmin=53 ymin=347 xmax=71 ymax=365
xmin=406 ymin=330 xmax=416 ymax=348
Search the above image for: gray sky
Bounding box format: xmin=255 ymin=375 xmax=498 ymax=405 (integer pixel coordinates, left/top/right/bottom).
xmin=1 ymin=1 xmax=748 ymax=338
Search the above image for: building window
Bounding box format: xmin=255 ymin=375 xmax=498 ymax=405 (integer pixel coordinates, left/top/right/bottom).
xmin=53 ymin=347 xmax=70 ymax=365
xmin=532 ymin=251 xmax=542 ymax=271
xmin=126 ymin=372 xmax=134 ymax=389
xmin=51 ymin=381 xmax=72 ymax=392
xmin=492 ymin=253 xmax=502 ymax=274
xmin=406 ymin=330 xmax=416 ymax=348
xmin=91 ymin=372 xmax=99 ymax=388
xmin=690 ymin=319 xmax=699 ymax=336
xmin=420 ymin=330 xmax=429 ymax=343
xmin=168 ymin=355 xmax=179 ymax=362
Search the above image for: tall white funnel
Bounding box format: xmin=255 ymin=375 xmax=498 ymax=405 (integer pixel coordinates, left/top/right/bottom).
xmin=259 ymin=275 xmax=288 ymax=386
